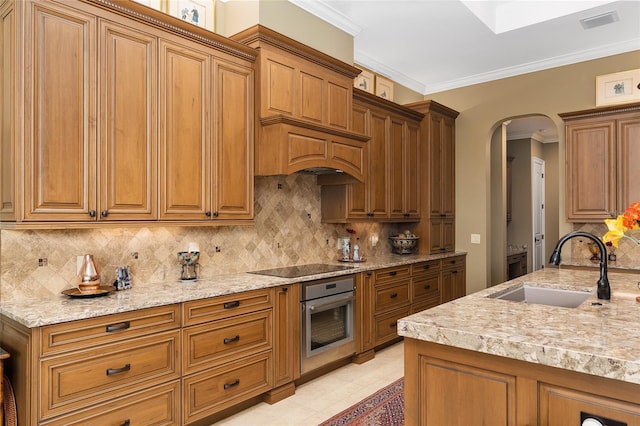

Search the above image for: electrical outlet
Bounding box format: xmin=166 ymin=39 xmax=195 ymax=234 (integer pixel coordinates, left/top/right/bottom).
xmin=471 ymin=234 xmax=481 ymax=244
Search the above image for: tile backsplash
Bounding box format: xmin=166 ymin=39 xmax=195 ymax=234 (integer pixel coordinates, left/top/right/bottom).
xmin=571 ymin=222 xmax=640 ymax=267
xmin=1 ymin=175 xmax=404 ymax=302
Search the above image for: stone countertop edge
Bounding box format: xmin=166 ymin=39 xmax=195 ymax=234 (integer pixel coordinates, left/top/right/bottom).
xmin=0 ymin=252 xmax=466 ymax=328
xmin=397 ymin=267 xmax=640 ymax=385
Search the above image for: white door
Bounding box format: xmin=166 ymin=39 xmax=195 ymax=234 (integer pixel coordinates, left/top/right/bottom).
xmin=532 ymin=158 xmax=545 ymax=271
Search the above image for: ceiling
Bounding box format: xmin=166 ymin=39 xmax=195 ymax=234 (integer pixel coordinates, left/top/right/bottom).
xmin=290 ymin=0 xmax=640 ymax=142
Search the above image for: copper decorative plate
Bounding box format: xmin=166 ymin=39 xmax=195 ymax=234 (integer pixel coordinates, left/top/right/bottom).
xmin=62 ymin=286 xmax=115 ymax=298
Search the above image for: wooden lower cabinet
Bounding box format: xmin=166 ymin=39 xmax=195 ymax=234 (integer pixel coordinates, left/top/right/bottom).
xmin=404 ymin=339 xmax=640 ymax=426
xmin=441 ymin=255 xmax=466 ymax=303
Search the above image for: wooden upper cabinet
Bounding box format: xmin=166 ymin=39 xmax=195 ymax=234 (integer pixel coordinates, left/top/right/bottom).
xmin=321 ymin=90 xmax=423 ymax=222
xmin=2 ymin=0 xmax=256 ymax=227
xmin=231 ymin=25 xmax=368 ymax=181
xmin=212 ymin=58 xmax=254 ymax=220
xmin=99 ymin=20 xmax=158 ymax=221
xmin=23 ymin=1 xmax=97 ymax=221
xmin=560 ymin=103 xmax=640 ymax=222
xmin=159 ymin=39 xmax=211 ymax=220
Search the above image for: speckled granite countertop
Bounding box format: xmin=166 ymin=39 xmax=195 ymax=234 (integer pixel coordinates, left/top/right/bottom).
xmin=398 ymin=267 xmax=640 ymax=385
xmin=0 ymin=252 xmax=465 ymax=328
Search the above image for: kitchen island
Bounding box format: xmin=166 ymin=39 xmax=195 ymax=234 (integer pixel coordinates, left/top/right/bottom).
xmin=398 ymin=268 xmax=640 ymax=426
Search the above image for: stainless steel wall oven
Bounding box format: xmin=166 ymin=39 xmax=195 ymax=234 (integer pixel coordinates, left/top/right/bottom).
xmin=300 ymin=275 xmax=356 ymax=374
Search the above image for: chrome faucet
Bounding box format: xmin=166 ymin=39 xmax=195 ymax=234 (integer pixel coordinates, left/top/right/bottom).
xmin=549 ymin=231 xmax=610 ymax=300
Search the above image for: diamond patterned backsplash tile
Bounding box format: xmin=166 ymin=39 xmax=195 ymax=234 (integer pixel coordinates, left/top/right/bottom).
xmin=571 ymin=223 xmax=640 ymax=266
xmin=0 ymin=175 xmax=398 ymax=301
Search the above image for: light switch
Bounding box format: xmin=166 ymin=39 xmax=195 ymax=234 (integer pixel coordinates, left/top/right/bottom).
xmin=470 ymin=234 xmax=481 ymax=244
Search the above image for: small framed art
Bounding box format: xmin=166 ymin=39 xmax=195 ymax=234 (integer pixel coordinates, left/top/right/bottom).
xmin=375 ymin=76 xmax=394 ymax=101
xmin=354 ymin=70 xmax=374 ymax=94
xmin=168 ymin=0 xmax=215 ymax=31
xmin=596 ymin=69 xmax=640 ymax=106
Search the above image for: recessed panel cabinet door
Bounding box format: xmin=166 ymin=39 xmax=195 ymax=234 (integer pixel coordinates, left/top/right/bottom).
xmin=618 ymin=116 xmax=640 ymax=210
xmin=212 ymin=58 xmax=253 ymax=219
xmin=99 ymin=21 xmax=157 ymax=220
xmin=159 ymin=39 xmax=210 ymax=220
xmin=24 ymin=2 xmax=96 ymax=221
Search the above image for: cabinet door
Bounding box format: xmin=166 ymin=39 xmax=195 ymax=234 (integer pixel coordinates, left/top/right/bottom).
xmin=0 ymin=1 xmax=15 ymax=221
xmin=24 ymin=2 xmax=96 ymax=221
xmin=367 ymin=110 xmax=389 ymax=218
xmin=212 ymin=58 xmax=253 ymax=220
xmin=99 ymin=20 xmax=157 ymax=220
xmin=540 ymin=383 xmax=640 ymax=426
xmin=617 ymin=116 xmax=640 ymax=210
xmin=418 ymin=356 xmax=516 ymax=426
xmin=404 ymin=119 xmax=421 ymax=218
xmin=441 ymin=257 xmax=466 ymax=303
xmin=272 ymin=285 xmax=299 ymax=386
xmin=159 ymin=39 xmax=210 ymax=220
xmin=429 ymin=113 xmax=455 ymax=217
xmin=389 ymin=116 xmax=405 ymax=218
xmin=565 ymin=119 xmax=616 ymax=221
xmin=429 ymin=217 xmax=455 ymax=254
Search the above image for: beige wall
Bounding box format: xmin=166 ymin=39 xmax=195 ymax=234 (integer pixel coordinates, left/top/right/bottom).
xmin=427 ymin=50 xmax=640 ymax=294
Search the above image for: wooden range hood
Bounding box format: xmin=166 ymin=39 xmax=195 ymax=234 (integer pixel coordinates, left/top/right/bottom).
xmin=231 ymin=25 xmax=369 ymax=183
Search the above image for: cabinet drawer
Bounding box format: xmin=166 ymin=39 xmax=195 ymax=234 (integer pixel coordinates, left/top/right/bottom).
xmin=183 ymin=288 xmax=272 ymax=326
xmin=183 ymin=310 xmax=272 ymax=375
xmin=412 ymin=273 xmax=440 ymax=301
xmin=441 ymin=255 xmax=465 ymax=270
xmin=41 ymin=381 xmax=180 ymax=426
xmin=183 ymin=351 xmax=272 ymax=424
xmin=372 ymin=265 xmax=411 ymax=284
xmin=411 ymin=260 xmax=440 ymax=277
xmin=374 ymin=281 xmax=410 ymax=313
xmin=40 ymin=304 xmax=180 ymax=356
xmin=40 ymin=330 xmax=180 ymax=420
xmin=374 ymin=306 xmax=410 ymax=345
xmin=412 ymin=295 xmax=440 ymax=314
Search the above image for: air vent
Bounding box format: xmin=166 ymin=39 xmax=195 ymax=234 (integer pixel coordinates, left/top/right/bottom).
xmin=580 ymin=10 xmax=619 ymax=29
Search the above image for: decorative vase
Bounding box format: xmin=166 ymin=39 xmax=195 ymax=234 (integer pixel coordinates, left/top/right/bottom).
xmin=78 ymin=254 xmax=101 ymax=293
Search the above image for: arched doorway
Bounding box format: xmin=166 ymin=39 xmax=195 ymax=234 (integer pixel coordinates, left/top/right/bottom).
xmin=489 ymin=115 xmax=559 ymax=285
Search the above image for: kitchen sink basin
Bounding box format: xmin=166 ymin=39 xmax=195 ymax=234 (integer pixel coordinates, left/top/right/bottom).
xmin=489 ymin=284 xmax=593 ymax=308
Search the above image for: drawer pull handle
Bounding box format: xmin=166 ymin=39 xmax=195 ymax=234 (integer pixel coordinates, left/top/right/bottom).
xmin=120 ymin=420 xmax=131 ymax=426
xmin=106 ymin=321 xmax=130 ymax=333
xmin=390 ymin=322 xmax=397 ymax=328
xmin=224 ymin=379 xmax=240 ymax=390
xmin=106 ymin=363 xmax=131 ymax=376
xmin=224 ymin=335 xmax=240 ymax=344
xmin=424 ymin=285 xmax=431 ymax=290
xmin=390 ymin=292 xmax=398 ymax=299
xmin=423 ymin=265 xmax=430 ymax=269
xmin=389 ymin=271 xmax=397 ymax=276
xmin=224 ymin=300 xmax=240 ymax=309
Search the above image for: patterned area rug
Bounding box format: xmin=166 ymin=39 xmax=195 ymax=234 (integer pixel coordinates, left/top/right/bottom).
xmin=318 ymin=378 xmax=404 ymax=426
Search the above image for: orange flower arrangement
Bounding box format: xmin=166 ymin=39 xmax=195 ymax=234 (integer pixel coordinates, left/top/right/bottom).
xmin=602 ymin=202 xmax=640 ymax=247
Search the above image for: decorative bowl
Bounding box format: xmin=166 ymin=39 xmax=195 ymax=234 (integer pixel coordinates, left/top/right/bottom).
xmin=389 ymin=237 xmax=419 ymax=254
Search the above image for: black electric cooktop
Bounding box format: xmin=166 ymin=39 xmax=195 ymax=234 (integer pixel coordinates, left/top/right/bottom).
xmin=248 ymin=263 xmax=355 ymax=278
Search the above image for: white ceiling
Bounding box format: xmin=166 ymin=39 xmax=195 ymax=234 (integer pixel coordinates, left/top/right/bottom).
xmin=290 ymin=0 xmax=640 ymax=142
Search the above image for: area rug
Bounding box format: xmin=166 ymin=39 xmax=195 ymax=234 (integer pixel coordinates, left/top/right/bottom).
xmin=318 ymin=377 xmax=404 ymax=426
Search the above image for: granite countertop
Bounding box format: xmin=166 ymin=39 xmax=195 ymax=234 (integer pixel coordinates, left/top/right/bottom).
xmin=0 ymin=252 xmax=466 ymax=328
xmin=398 ymin=267 xmax=640 ymax=385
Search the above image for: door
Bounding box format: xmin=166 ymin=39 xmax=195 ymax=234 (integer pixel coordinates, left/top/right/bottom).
xmin=532 ymin=158 xmax=545 ymax=271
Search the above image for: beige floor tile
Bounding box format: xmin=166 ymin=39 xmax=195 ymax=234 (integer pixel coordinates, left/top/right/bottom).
xmin=215 ymin=341 xmax=404 ymax=425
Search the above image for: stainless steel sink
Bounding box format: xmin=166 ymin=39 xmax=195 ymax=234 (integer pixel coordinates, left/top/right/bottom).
xmin=489 ymin=284 xmax=593 ymax=308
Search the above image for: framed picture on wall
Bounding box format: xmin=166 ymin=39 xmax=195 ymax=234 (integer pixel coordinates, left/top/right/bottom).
xmin=375 ymin=76 xmax=394 ymax=101
xmin=596 ymin=69 xmax=640 ymax=106
xmin=168 ymin=0 xmax=215 ymax=31
xmin=354 ymin=70 xmax=374 ymax=94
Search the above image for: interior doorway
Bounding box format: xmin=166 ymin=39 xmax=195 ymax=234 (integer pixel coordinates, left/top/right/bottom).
xmin=532 ymin=157 xmax=545 ymax=271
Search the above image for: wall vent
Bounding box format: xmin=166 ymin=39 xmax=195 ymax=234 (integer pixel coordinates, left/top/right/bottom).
xmin=580 ymin=10 xmax=619 ymax=29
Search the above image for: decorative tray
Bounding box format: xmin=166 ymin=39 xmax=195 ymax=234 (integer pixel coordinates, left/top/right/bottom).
xmin=62 ymin=286 xmax=115 ymax=298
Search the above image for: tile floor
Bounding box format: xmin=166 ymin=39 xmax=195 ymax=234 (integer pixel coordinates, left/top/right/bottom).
xmin=216 ymin=341 xmax=404 ymax=425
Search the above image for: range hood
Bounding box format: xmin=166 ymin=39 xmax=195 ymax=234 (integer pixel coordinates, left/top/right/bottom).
xmin=257 ymin=115 xmax=369 ymax=183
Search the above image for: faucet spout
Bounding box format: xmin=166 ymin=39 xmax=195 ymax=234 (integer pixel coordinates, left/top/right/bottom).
xmin=549 ymin=231 xmax=610 ymax=300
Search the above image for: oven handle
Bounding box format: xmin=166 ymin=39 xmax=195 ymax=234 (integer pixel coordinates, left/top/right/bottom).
xmin=305 ymin=291 xmax=354 ymax=311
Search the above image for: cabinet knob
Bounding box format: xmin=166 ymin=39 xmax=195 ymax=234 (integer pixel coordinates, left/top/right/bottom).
xmin=89 ymin=210 xmax=96 ymax=217
xmin=390 ymin=292 xmax=398 ymax=299
xmin=119 ymin=420 xmax=131 ymax=426
xmin=205 ymin=211 xmax=212 ymax=217
xmin=213 ymin=211 xmax=219 ymax=217
xmin=101 ymin=210 xmax=108 ymax=217
xmin=424 ymin=285 xmax=431 ymax=290
xmin=389 ymin=271 xmax=397 ymax=276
